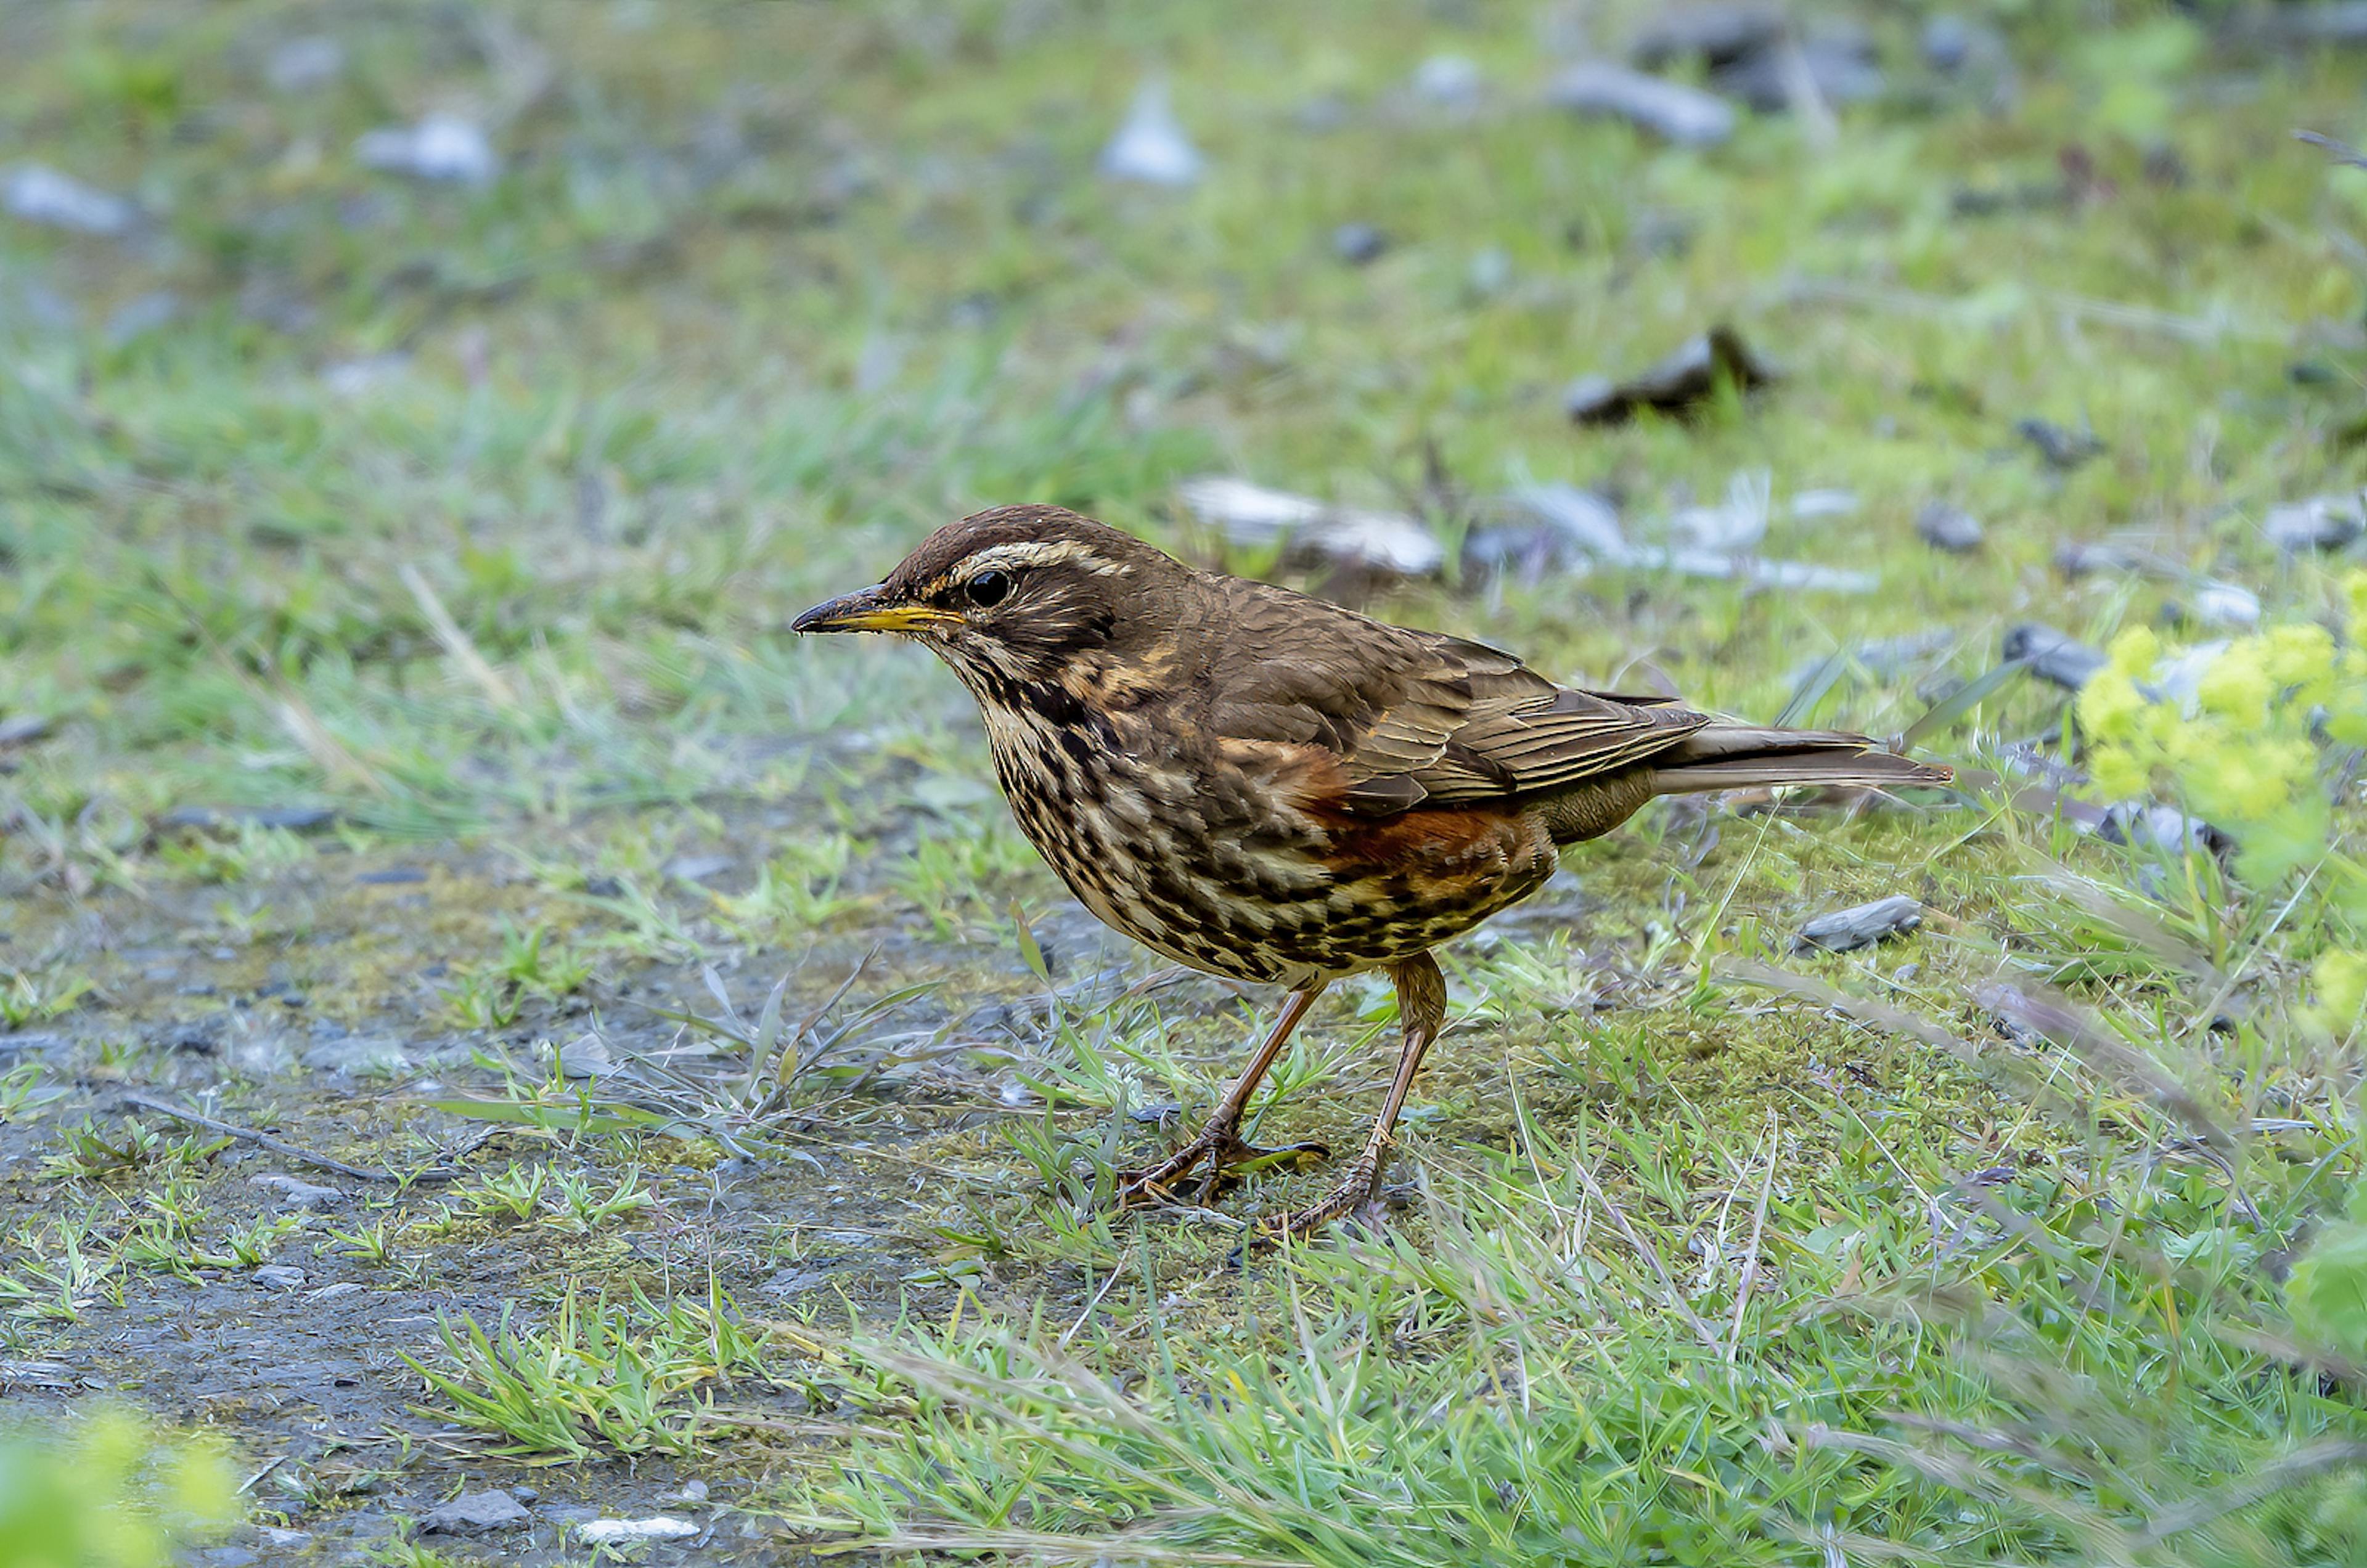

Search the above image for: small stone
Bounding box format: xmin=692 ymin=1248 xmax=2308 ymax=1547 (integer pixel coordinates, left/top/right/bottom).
xmin=1794 ymin=895 xmax=1923 ymax=953
xmin=1789 ymin=489 xmax=1859 ymax=521
xmin=1629 ymin=2 xmax=1784 ymax=68
xmin=1128 ymin=1101 xmax=1184 ymax=1127
xmin=419 ymin=1488 xmax=532 ymax=1537
xmin=266 ymin=35 xmax=344 ymax=92
xmin=1331 ymin=223 xmax=1387 ymax=265
xmin=2263 ymin=494 xmax=2365 ymax=553
xmin=2101 ymin=802 xmax=2230 ymax=857
xmin=1178 ymin=476 xmax=1444 ymax=577
xmin=2014 ymin=418 xmax=2105 ymax=471
xmin=1545 ymin=62 xmax=1735 ymax=147
xmin=673 ymin=1480 xmax=709 ymax=1505
xmin=1099 ymin=79 xmax=1203 ymax=187
xmin=1712 ymin=28 xmax=1883 ymax=115
xmin=0 ymin=714 xmax=51 ymax=746
xmin=2003 ymin=623 xmax=2106 ymax=690
xmin=557 ymin=1032 xmax=617 ymax=1079
xmin=251 ymin=1173 xmax=347 ymax=1209
xmin=1915 ymin=502 xmax=1984 ymax=553
xmin=1565 ymin=325 xmax=1776 ymax=425
xmin=2187 ymin=582 xmax=2260 ymax=630
xmin=1921 ymin=14 xmax=1974 ymax=70
xmin=1412 ymin=54 xmax=1484 ymax=107
xmin=355 ymin=116 xmax=499 ymax=184
xmin=200 ymin=1549 xmax=259 ymax=1568
xmin=309 ymin=1282 xmax=364 ymax=1301
xmin=4 ymin=165 xmax=136 ymax=236
xmin=160 ymin=804 xmax=337 ymax=832
xmin=105 ymin=291 xmax=181 ymax=346
xmin=664 ymin=854 xmax=735 ymax=884
xmin=252 ymin=1265 xmax=307 ymax=1291
xmin=356 ymin=866 xmax=427 ymax=885
xmin=579 ymin=1517 xmax=699 ymax=1545
xmin=759 ymin=1267 xmax=833 ymax=1296
xmin=255 ymin=1526 xmax=313 ymax=1548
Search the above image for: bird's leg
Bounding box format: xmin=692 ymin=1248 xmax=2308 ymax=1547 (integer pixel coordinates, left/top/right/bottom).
xmin=1253 ymin=952 xmax=1445 ymax=1244
xmin=1117 ymin=983 xmax=1331 ymax=1209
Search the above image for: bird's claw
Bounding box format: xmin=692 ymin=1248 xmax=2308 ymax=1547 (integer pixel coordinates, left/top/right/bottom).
xmin=1116 ymin=1133 xmax=1329 ymax=1210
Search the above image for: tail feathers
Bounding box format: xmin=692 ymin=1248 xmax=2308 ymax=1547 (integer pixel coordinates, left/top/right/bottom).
xmin=1649 ymin=724 xmax=1952 ymax=795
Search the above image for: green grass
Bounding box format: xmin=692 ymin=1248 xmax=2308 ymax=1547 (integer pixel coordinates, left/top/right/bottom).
xmin=5 ymin=0 xmax=2367 ymax=1561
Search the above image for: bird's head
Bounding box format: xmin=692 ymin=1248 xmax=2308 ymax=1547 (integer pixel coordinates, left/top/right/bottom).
xmin=793 ymin=505 xmax=1191 ymax=698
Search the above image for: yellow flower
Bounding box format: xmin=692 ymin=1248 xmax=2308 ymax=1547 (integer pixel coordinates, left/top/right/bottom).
xmin=2316 ymin=950 xmax=2367 ymax=1032
xmin=2196 ymin=646 xmax=2273 ymax=722
xmin=2106 ymin=624 xmax=2162 ymax=679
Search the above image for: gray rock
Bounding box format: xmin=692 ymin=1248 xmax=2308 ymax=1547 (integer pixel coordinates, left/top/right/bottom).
xmin=2187 ymin=582 xmax=2260 ymax=630
xmin=1714 ymin=30 xmax=1884 ymax=114
xmin=1629 ymin=2 xmax=1784 ymax=68
xmin=1177 ymin=476 xmax=1443 ymax=576
xmin=2263 ymin=494 xmax=2365 ymax=552
xmin=251 ymin=1265 xmax=306 ymax=1291
xmin=2015 ymin=418 xmax=2105 ymax=471
xmin=0 ymin=714 xmax=51 ymax=746
xmin=2101 ymin=802 xmax=2230 ymax=857
xmin=664 ymin=853 xmax=735 ymax=883
xmin=1794 ymin=894 xmax=1923 ymax=953
xmin=1412 ymin=54 xmax=1484 ymax=107
xmin=419 ymin=1488 xmax=532 ymax=1537
xmin=1789 ymin=488 xmax=1859 ymax=521
xmin=579 ymin=1517 xmax=699 ymax=1545
xmin=1565 ymin=324 xmax=1776 ymax=424
xmin=2003 ymin=623 xmax=2106 ymax=690
xmin=296 ymin=1034 xmax=407 ymax=1075
xmin=1915 ymin=502 xmax=1984 ymax=553
xmin=1331 ymin=223 xmax=1387 ymax=265
xmin=1546 ymin=62 xmax=1734 ymax=147
xmin=104 ymin=291 xmax=180 ymax=346
xmin=5 ymin=165 xmax=135 ymax=236
xmin=266 ymin=35 xmax=344 ymax=92
xmin=1465 ymin=484 xmax=1627 ymax=576
xmin=160 ymin=804 xmax=337 ymax=831
xmin=355 ymin=116 xmax=499 ymax=184
xmin=251 ymin=1173 xmax=347 ymax=1209
xmin=1098 ymin=80 xmax=1203 ymax=187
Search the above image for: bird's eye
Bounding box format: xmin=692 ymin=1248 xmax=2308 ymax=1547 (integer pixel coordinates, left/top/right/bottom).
xmin=963 ymin=569 xmax=1013 ymax=610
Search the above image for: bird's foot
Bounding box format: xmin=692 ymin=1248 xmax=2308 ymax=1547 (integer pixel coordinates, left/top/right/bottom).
xmin=1242 ymin=1158 xmax=1398 ymax=1250
xmin=1116 ymin=1129 xmax=1329 ymax=1209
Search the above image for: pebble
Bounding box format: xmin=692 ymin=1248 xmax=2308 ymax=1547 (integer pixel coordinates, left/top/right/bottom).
xmin=4 ymin=164 xmax=135 ymax=236
xmin=1099 ymin=80 xmax=1203 ymax=187
xmin=266 ymin=35 xmax=344 ymax=92
xmin=1565 ymin=325 xmax=1776 ymax=424
xmin=1714 ymin=30 xmax=1884 ymax=113
xmin=2263 ymin=494 xmax=2365 ymax=553
xmin=1789 ymin=488 xmax=1860 ymax=521
xmin=251 ymin=1173 xmax=348 ymax=1209
xmin=419 ymin=1488 xmax=531 ymax=1537
xmin=1794 ymin=895 xmax=1923 ymax=953
xmin=0 ymin=714 xmax=51 ymax=746
xmin=1178 ymin=476 xmax=1444 ymax=577
xmin=2014 ymin=418 xmax=2105 ymax=471
xmin=1629 ymin=2 xmax=1783 ymax=68
xmin=354 ymin=116 xmax=500 ymax=184
xmin=1915 ymin=502 xmax=1984 ymax=553
xmin=2186 ymin=581 xmax=2261 ymax=630
xmin=1331 ymin=223 xmax=1388 ymax=265
xmin=252 ymin=1265 xmax=307 ymax=1291
xmin=1412 ymin=54 xmax=1484 ymax=107
xmin=664 ymin=853 xmax=735 ymax=883
xmin=579 ymin=1516 xmax=700 ymax=1545
xmin=1545 ymin=61 xmax=1735 ymax=147
xmin=2002 ymin=623 xmax=2106 ymax=690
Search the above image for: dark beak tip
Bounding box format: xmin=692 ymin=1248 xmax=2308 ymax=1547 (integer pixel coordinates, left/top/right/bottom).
xmin=791 ymin=584 xmax=887 ymax=635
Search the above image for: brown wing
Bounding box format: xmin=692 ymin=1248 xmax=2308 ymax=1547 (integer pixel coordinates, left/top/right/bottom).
xmin=1201 ymin=581 xmax=1709 ymax=816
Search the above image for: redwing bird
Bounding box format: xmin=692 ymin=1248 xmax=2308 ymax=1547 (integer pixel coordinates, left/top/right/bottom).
xmin=796 ymin=505 xmax=1949 ymax=1242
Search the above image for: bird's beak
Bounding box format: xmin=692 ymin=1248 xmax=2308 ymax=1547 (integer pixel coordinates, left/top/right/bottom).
xmin=791 ymin=585 xmax=952 ymax=635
